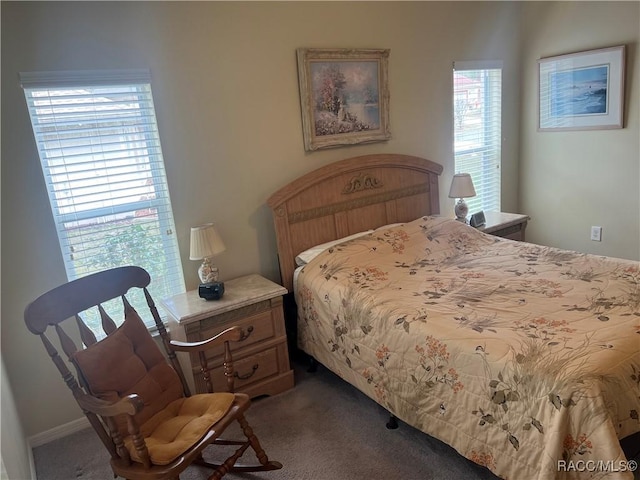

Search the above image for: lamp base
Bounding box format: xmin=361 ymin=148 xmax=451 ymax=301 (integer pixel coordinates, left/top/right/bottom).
xmin=198 ymin=258 xmax=220 ymax=283
xmin=454 ymin=198 xmax=469 ymax=223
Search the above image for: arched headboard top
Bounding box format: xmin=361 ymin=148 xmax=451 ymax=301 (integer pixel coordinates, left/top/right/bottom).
xmin=267 ymin=153 xmax=443 ymax=291
xmin=267 ymin=153 xmax=443 ymax=208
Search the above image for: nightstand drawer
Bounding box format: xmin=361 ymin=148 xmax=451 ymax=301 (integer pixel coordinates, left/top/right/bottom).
xmin=209 ymin=347 xmax=280 ymax=392
xmin=198 ymin=309 xmax=275 ymax=359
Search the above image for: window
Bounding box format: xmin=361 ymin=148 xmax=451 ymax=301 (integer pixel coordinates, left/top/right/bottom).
xmin=453 ymin=61 xmax=502 ymax=214
xmin=20 ymin=70 xmax=185 ymax=332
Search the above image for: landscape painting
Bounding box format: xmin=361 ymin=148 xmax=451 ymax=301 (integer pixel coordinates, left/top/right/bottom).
xmin=297 ymin=48 xmax=391 ymax=151
xmin=538 ymin=45 xmax=625 ymax=131
xmin=550 ymin=65 xmax=609 ymax=117
xmin=311 ymin=60 xmax=380 ymax=135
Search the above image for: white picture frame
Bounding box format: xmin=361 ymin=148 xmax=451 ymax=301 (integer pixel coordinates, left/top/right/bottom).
xmin=538 ymin=45 xmax=625 ymax=131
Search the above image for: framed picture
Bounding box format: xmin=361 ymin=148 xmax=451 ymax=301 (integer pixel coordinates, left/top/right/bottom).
xmin=538 ymin=45 xmax=625 ymax=131
xmin=297 ymin=48 xmax=391 ymax=151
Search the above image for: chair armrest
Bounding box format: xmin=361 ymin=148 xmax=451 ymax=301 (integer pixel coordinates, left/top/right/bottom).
xmin=78 ymin=393 xmax=151 ymax=468
xmin=76 ymin=393 xmax=144 ymax=417
xmin=169 ymin=325 xmax=246 ymax=353
xmin=169 ymin=326 xmax=247 ymax=394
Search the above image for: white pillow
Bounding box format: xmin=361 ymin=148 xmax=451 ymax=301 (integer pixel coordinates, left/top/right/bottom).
xmin=295 ymin=230 xmax=373 ymax=266
xmin=374 ymin=222 xmax=404 ymax=231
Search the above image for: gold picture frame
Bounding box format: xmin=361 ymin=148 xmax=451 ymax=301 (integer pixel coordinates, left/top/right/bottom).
xmin=297 ymin=48 xmax=391 ymax=151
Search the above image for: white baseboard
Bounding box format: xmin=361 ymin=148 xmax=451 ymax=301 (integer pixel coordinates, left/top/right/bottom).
xmin=27 ymin=416 xmax=90 ymax=448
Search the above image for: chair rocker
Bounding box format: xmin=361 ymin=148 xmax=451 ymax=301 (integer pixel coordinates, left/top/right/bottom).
xmin=24 ymin=266 xmax=282 ymax=480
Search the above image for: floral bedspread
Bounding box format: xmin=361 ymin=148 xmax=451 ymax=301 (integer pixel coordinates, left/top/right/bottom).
xmin=295 ymin=216 xmax=640 ymax=479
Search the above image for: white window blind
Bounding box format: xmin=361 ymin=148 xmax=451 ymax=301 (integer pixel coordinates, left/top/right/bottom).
xmin=453 ymin=61 xmax=502 ymax=215
xmin=21 ymin=70 xmax=185 ymax=333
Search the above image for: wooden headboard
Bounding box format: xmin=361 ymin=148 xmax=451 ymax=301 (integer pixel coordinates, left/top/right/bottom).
xmin=267 ymin=153 xmax=443 ymax=292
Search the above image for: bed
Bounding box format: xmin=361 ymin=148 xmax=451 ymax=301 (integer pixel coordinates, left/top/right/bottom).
xmin=267 ymin=153 xmax=640 ymax=479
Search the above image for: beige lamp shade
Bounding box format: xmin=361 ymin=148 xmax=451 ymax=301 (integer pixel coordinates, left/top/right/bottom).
xmin=448 ymin=173 xmax=477 ymax=199
xmin=189 ymin=223 xmax=226 ymax=260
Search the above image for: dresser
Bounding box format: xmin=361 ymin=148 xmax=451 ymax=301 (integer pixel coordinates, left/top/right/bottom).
xmin=161 ymin=274 xmax=294 ymax=398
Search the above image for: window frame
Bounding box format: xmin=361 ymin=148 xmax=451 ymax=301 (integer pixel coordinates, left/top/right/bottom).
xmin=20 ymin=69 xmax=185 ymax=333
xmin=453 ymin=60 xmax=503 ymax=215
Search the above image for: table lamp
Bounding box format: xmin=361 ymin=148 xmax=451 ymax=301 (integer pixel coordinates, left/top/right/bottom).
xmin=189 ymin=223 xmax=226 ymax=284
xmin=448 ymin=173 xmax=476 ymax=223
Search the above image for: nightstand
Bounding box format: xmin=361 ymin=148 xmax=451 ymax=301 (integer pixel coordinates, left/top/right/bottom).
xmin=477 ymin=212 xmax=530 ymax=241
xmin=160 ymin=274 xmax=294 ymax=398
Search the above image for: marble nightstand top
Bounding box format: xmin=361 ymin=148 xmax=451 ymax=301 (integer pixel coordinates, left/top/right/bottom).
xmin=160 ymin=274 xmax=287 ymax=326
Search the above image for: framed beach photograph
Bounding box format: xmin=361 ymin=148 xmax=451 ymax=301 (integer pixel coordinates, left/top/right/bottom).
xmin=538 ymin=45 xmax=625 ymax=131
xmin=297 ymin=48 xmax=391 ymax=151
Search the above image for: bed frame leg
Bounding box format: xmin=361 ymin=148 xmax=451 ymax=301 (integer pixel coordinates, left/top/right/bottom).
xmin=386 ymin=414 xmax=398 ymax=429
xmin=307 ymin=356 xmax=318 ymax=373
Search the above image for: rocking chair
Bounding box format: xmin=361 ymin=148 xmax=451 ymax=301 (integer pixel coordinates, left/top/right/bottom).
xmin=24 ymin=266 xmax=282 ymax=480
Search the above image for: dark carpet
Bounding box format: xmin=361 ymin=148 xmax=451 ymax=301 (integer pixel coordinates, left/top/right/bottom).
xmin=32 ymin=358 xmax=505 ymax=480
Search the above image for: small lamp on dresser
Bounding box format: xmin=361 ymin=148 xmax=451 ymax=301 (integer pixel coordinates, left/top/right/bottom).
xmin=189 ymin=223 xmax=226 ymax=283
xmin=448 ymin=173 xmax=477 ymax=223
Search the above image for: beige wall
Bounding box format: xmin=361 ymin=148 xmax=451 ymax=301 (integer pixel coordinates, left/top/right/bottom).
xmin=519 ymin=2 xmax=639 ymax=259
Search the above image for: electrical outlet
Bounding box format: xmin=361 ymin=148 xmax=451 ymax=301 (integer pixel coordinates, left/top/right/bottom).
xmin=590 ymin=226 xmax=602 ymax=242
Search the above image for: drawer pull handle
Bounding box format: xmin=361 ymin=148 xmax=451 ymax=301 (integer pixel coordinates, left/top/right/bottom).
xmin=235 ymin=364 xmax=259 ymax=380
xmin=240 ymin=325 xmax=254 ymax=341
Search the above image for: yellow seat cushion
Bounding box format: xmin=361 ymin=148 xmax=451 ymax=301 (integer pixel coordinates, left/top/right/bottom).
xmin=124 ymin=392 xmax=235 ymax=465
